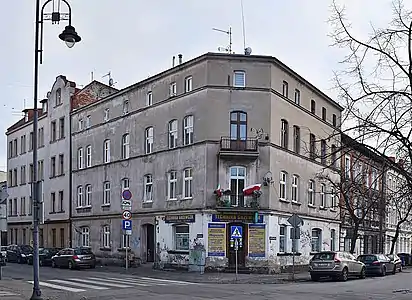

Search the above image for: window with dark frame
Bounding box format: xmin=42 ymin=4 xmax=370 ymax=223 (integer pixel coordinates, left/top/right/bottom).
xmin=310 ymin=100 xmax=316 ymax=114
xmin=332 ymin=114 xmax=337 ymax=127
xmin=309 ymin=134 xmax=316 ymax=159
xmin=293 ymin=126 xmax=300 ymax=154
xmin=280 ymin=119 xmax=289 ymax=149
xmin=230 ymin=111 xmax=247 ymax=141
xmin=320 ymin=140 xmax=327 ymax=164
xmin=322 ymin=107 xmax=326 ymax=121
xmin=282 ymin=81 xmax=289 ymax=98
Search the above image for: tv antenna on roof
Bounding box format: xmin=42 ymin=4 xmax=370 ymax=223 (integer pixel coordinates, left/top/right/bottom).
xmin=102 ymin=71 xmax=117 ymax=87
xmin=213 ymin=27 xmax=232 ymax=54
xmin=240 ymin=0 xmax=252 ymax=55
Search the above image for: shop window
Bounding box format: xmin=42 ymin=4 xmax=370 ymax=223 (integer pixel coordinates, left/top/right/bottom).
xmin=174 ymin=224 xmax=189 ymax=251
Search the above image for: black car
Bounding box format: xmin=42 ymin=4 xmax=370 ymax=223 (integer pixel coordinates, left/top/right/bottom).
xmin=7 ymin=244 xmax=33 ymax=264
xmin=357 ymin=254 xmax=396 ymax=276
xmin=27 ymin=248 xmax=61 ymax=266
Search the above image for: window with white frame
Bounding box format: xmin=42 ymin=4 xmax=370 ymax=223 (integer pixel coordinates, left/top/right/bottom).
xmin=102 ymin=225 xmax=110 ymax=248
xmin=174 ymin=224 xmax=189 ymax=250
xmin=233 ymin=71 xmax=246 ymax=87
xmin=146 ymin=91 xmax=153 ymax=106
xmin=103 ymin=139 xmax=110 ymax=163
xmin=81 ymin=227 xmax=90 ymax=247
xmin=86 ymin=115 xmax=91 ymax=128
xmin=330 ymin=187 xmax=337 ymax=209
xmin=345 ymin=155 xmax=351 ymax=179
xmin=311 ymin=228 xmax=322 ymax=252
xmin=144 ymin=174 xmax=153 ymax=202
xmin=85 ymin=184 xmax=92 ymax=206
xmin=104 ymin=108 xmax=109 ymax=122
xmin=291 ymin=175 xmax=299 ymax=202
xmin=280 ymin=119 xmax=289 ymax=149
xmin=183 ymin=115 xmax=194 ymax=145
xmin=279 ymin=171 xmax=287 ymax=200
xmin=168 ymin=120 xmax=178 ymax=149
xmin=76 ymin=186 xmax=83 ymax=208
xmin=121 ymin=134 xmax=130 ymax=159
xmin=308 ymin=180 xmax=315 ymax=205
xmin=170 ymin=82 xmax=177 ymax=97
xmin=86 ymin=145 xmax=92 ymax=167
xmin=145 ymin=127 xmax=153 ymax=154
xmin=121 ymin=178 xmax=130 ymax=191
xmin=185 ymin=76 xmax=193 ymax=92
xmin=123 ymin=100 xmax=129 ymax=114
xmin=230 ymin=166 xmax=246 ymax=207
xmin=78 ymin=119 xmax=83 ymax=131
xmin=168 ymin=171 xmax=177 ymax=200
xmin=103 ymin=181 xmax=110 ymax=205
xmin=320 ymin=184 xmax=326 ymax=207
xmin=279 ymin=225 xmax=286 ymax=252
xmin=77 ymin=147 xmax=84 ymax=169
xmin=183 ymin=168 xmax=193 ymax=198
xmin=121 ymin=233 xmax=130 ymax=248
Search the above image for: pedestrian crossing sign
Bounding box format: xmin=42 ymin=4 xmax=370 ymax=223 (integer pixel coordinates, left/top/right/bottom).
xmin=231 ymin=226 xmax=242 ymax=239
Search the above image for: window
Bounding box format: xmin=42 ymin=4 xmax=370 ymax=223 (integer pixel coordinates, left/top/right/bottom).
xmin=168 ymin=120 xmax=178 ymax=149
xmin=20 ymin=197 xmax=26 ymax=215
xmin=20 ymin=135 xmax=26 ymax=153
xmin=121 ymin=134 xmax=130 ymax=159
xmin=102 ymin=226 xmax=110 ymax=248
xmin=293 ymin=126 xmax=300 ymax=154
xmin=29 ymin=164 xmax=34 ymax=183
xmin=309 ymin=134 xmax=316 ymax=159
xmin=39 ymin=159 xmax=45 ymax=180
xmin=7 ymin=199 xmax=12 ymax=216
xmin=279 ymin=171 xmax=287 ymax=200
xmin=103 ymin=181 xmax=111 ymax=205
xmin=310 ymin=100 xmax=316 ymax=114
xmin=85 ymin=184 xmax=92 ymax=206
xmin=170 ymin=82 xmax=177 ymax=96
xmin=13 ymin=168 xmax=17 ymax=186
xmin=308 ymin=180 xmax=315 ymax=205
xmin=51 ymin=121 xmax=57 ymax=142
xmin=282 ymin=81 xmax=289 ymax=97
xmin=58 ymin=191 xmax=63 ymax=212
xmin=78 ymin=119 xmax=83 ymax=131
xmin=168 ymin=171 xmax=177 ymax=200
xmin=311 ymin=229 xmax=322 ymax=252
xmin=77 ymin=148 xmax=84 ymax=169
xmin=145 ymin=127 xmax=153 ymax=154
xmin=372 ymin=168 xmax=378 ymax=189
xmin=331 ymin=229 xmax=336 ymax=251
xmin=332 ymin=114 xmax=337 ymax=127
xmin=86 ymin=145 xmax=92 ymax=167
xmin=121 ymin=233 xmax=130 ymax=249
xmin=320 ymin=140 xmax=327 ymax=164
xmin=103 ymin=140 xmax=110 ymax=163
xmin=230 ymin=166 xmax=246 ymax=207
xmin=280 ymin=119 xmax=288 ymax=149
xmin=28 ymin=196 xmax=33 ymax=215
xmin=331 ymin=145 xmax=337 ymax=167
xmin=81 ymin=227 xmax=90 ymax=247
xmin=320 ymin=184 xmax=326 ymax=207
xmin=146 ymin=91 xmax=153 ymax=106
xmin=144 ymin=175 xmax=153 ymax=202
xmin=183 ymin=115 xmax=194 ymax=145
xmin=51 ymin=192 xmax=56 ymax=213
xmin=76 ymin=186 xmax=83 ymax=208
xmin=294 ymin=89 xmax=300 ymax=105
xmin=59 ymin=154 xmax=64 ymax=175
xmin=13 ymin=198 xmax=17 ymax=216
xmin=344 ymin=155 xmax=351 ymax=179
xmin=279 ymin=225 xmax=286 ymax=252
xmin=233 ymin=71 xmax=245 ymax=87
xmin=50 ymin=156 xmax=56 ymax=177
xmin=38 ymin=127 xmax=44 ymax=147
xmin=230 ymin=111 xmax=247 ymax=141
xmin=86 ymin=115 xmax=91 ymax=128
xmin=59 ymin=117 xmax=65 ymax=139
xmin=60 ymin=228 xmax=65 ymax=248
xmin=185 ymin=76 xmax=193 ymax=92
xmin=291 ymin=227 xmax=299 ymax=253
xmin=291 ymin=175 xmax=299 ymax=202
xmin=123 ymin=100 xmax=129 ymax=114
xmin=330 ymin=187 xmax=337 ymax=210
xmin=121 ymin=178 xmax=130 ymax=191
xmin=104 ymin=108 xmax=110 ymax=121
xmin=322 ymin=107 xmax=326 ymax=121
xmin=55 ymin=88 xmax=62 ymax=106
xmin=183 ymin=168 xmax=193 ymax=199
xmin=174 ymin=224 xmax=189 ymax=250
xmin=20 ymin=166 xmax=26 ymax=184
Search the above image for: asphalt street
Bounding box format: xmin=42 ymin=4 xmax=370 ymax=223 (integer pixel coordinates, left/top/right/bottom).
xmin=0 ymin=263 xmax=411 ymax=299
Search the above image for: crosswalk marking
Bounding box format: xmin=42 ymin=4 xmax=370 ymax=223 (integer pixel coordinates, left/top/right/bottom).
xmin=90 ymin=277 xmax=150 ymax=286
xmin=0 ymin=291 xmax=18 ymax=296
xmin=48 ymin=279 xmax=110 ymax=290
xmin=67 ymin=278 xmax=133 ymax=288
xmin=139 ymin=276 xmax=200 ymax=285
xmin=28 ymin=281 xmax=86 ymax=293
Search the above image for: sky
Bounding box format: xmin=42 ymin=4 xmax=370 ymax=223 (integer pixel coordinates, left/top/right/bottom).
xmin=0 ymin=0 xmax=402 ymax=171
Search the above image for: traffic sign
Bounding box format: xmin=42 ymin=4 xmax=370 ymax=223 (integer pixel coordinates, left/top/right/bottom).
xmin=122 ymin=210 xmax=132 ymax=220
xmin=287 ymin=213 xmax=303 ymax=228
xmin=122 ymin=190 xmax=132 ymax=200
xmin=125 ymin=230 xmax=132 ymax=236
xmin=122 ymin=220 xmax=132 ymax=230
xmin=230 ymin=226 xmax=242 ymax=239
xmin=121 ymin=199 xmax=132 ymax=208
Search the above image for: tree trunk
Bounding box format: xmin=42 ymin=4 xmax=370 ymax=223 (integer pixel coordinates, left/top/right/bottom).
xmin=350 ymin=222 xmax=360 ymax=254
xmin=389 ymin=222 xmax=403 ymax=255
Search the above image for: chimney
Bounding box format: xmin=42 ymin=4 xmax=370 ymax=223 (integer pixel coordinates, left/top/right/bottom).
xmin=178 ymin=54 xmax=183 ymax=65
xmin=24 ymin=111 xmax=29 ymax=122
xmin=172 ymin=56 xmax=176 ymax=67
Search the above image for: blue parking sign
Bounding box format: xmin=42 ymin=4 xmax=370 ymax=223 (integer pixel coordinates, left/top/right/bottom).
xmin=122 ymin=220 xmax=132 ymax=230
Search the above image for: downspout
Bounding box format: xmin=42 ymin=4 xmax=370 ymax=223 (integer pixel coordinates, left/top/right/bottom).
xmin=68 ymin=104 xmax=73 ymax=247
xmin=378 ymin=163 xmax=386 ymax=253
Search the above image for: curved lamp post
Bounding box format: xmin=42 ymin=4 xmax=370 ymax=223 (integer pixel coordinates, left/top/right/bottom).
xmin=31 ymin=1 xmax=80 ymax=300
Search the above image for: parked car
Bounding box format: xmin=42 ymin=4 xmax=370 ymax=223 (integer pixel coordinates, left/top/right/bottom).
xmin=6 ymin=245 xmax=33 ymax=264
xmin=27 ymin=248 xmax=61 ymax=266
xmin=0 ymin=246 xmax=7 ymax=260
xmin=387 ymin=254 xmax=402 ymax=272
xmin=357 ymin=254 xmax=396 ymax=276
xmin=51 ymin=247 xmax=96 ymax=269
xmin=309 ymin=251 xmax=366 ymax=281
xmin=397 ymin=253 xmax=411 ymax=266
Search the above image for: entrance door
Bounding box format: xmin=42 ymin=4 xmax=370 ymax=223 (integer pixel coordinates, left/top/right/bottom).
xmin=227 ymin=223 xmax=247 ymax=267
xmin=146 ymin=224 xmax=155 ymax=262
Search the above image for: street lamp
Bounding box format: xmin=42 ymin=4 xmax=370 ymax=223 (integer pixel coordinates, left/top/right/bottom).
xmin=31 ymin=1 xmax=81 ymax=300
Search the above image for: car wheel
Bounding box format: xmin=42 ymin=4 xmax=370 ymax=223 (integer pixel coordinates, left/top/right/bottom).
xmin=68 ymin=261 xmax=74 ymax=270
xmin=310 ymin=274 xmax=319 ymax=281
xmin=381 ymin=266 xmax=386 ymax=276
xmin=340 ymin=268 xmax=348 ymax=282
xmin=359 ymin=267 xmax=366 ymax=279
xmin=51 ymin=260 xmax=56 ymax=268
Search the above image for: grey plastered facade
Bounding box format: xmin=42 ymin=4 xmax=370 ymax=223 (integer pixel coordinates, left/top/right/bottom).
xmin=70 ymin=52 xmax=343 ymax=271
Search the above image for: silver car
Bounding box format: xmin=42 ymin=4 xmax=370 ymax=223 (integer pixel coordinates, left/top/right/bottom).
xmin=309 ymin=251 xmax=366 ymax=281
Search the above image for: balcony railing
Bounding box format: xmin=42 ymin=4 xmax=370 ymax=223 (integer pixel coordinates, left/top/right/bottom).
xmin=216 ymin=193 xmax=260 ymax=209
xmin=219 ymin=137 xmax=258 ymax=152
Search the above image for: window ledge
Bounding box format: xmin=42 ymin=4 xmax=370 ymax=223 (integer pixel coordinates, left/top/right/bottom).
xmin=100 ymin=247 xmax=111 ymax=252
xmin=279 ymin=198 xmax=290 ymax=203
xmin=101 ymin=204 xmax=111 ymax=207
xmin=308 ymin=204 xmax=316 ymax=208
xmin=277 ymin=252 xmax=302 ymax=257
xmin=143 ymin=200 xmax=153 ymax=203
xmin=291 ymin=201 xmax=302 ymax=206
xmin=330 ymin=209 xmax=337 ymax=212
xmin=117 ymin=248 xmax=131 ymax=252
xmin=182 ymin=197 xmax=193 ymax=200
xmin=319 ymin=206 xmax=327 ymax=210
xmin=167 ymin=198 xmax=178 ymax=201
xmin=76 ymin=206 xmax=92 ymax=209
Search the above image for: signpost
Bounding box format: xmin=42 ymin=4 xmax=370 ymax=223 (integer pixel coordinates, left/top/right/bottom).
xmin=287 ymin=214 xmax=303 ymax=281
xmin=230 ymin=225 xmax=243 ymax=281
xmin=121 ymin=190 xmax=132 ymax=270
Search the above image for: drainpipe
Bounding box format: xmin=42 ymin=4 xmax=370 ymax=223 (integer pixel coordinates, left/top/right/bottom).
xmin=68 ymin=107 xmax=73 ymax=248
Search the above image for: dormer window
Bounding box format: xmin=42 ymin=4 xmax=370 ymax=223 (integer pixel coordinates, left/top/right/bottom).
xmin=42 ymin=101 xmax=48 ymax=113
xmin=24 ymin=112 xmax=29 ymax=122
xmin=55 ymin=88 xmax=62 ymax=106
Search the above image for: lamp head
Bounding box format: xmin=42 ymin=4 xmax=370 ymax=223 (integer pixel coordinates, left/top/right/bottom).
xmin=59 ymin=25 xmax=81 ymax=48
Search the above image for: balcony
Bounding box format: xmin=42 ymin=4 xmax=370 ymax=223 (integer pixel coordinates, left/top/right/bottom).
xmin=215 ymin=193 xmax=260 ymax=210
xmin=219 ymin=137 xmax=259 ymax=159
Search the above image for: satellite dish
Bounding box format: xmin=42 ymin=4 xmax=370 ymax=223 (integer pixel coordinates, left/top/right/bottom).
xmin=109 ymin=78 xmax=114 ymax=86
xmin=244 ymin=47 xmax=252 ymax=55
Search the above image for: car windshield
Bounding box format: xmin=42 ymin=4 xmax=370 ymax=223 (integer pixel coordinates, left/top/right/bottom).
xmin=39 ymin=249 xmax=49 ymax=255
xmin=74 ymin=248 xmax=92 ymax=255
xmin=21 ymin=245 xmax=33 ymax=253
xmin=358 ymin=255 xmax=377 ymax=261
xmin=312 ymin=253 xmax=335 ymax=260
